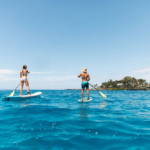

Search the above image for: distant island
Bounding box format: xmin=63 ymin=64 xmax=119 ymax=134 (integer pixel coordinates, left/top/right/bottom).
xmin=66 ymin=89 xmax=81 ymax=90
xmin=92 ymin=76 xmax=150 ymax=90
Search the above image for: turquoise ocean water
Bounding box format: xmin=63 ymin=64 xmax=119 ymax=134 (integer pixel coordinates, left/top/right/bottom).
xmin=0 ymin=90 xmax=150 ymax=149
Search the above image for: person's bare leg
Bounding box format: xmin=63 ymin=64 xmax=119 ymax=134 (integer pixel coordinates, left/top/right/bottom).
xmin=87 ymin=89 xmax=89 ymax=99
xmin=25 ymin=80 xmax=31 ymax=95
xmin=20 ymin=81 xmax=24 ymax=95
xmin=81 ymin=89 xmax=84 ymax=101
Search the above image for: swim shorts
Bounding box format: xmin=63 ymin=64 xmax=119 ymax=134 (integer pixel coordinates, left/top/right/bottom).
xmin=81 ymin=81 xmax=89 ymax=89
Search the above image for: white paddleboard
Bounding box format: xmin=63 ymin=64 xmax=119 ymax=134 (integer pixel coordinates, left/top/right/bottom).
xmin=78 ymin=97 xmax=92 ymax=102
xmin=2 ymin=92 xmax=42 ymax=101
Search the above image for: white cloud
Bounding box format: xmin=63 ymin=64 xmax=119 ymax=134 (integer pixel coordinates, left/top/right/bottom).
xmin=0 ymin=70 xmax=19 ymax=81
xmin=2 ymin=77 xmax=19 ymax=81
xmin=0 ymin=68 xmax=77 ymax=84
xmin=0 ymin=69 xmax=54 ymax=75
xmin=2 ymin=67 xmax=150 ymax=88
xmin=128 ymin=67 xmax=150 ymax=82
xmin=130 ymin=68 xmax=150 ymax=74
xmin=43 ymin=76 xmax=77 ymax=82
xmin=32 ymin=72 xmax=54 ymax=74
xmin=0 ymin=75 xmax=19 ymax=81
xmin=0 ymin=69 xmax=18 ymax=74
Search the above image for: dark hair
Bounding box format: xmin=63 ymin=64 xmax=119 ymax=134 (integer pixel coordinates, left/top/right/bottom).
xmin=23 ymin=65 xmax=27 ymax=69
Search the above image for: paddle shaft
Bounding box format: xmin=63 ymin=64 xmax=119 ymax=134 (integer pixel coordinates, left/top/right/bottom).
xmin=89 ymin=83 xmax=101 ymax=92
xmin=14 ymin=83 xmax=20 ymax=91
xmin=8 ymin=83 xmax=21 ymax=97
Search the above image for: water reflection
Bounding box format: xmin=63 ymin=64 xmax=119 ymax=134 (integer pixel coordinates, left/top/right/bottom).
xmin=79 ymin=103 xmax=90 ymax=120
xmin=100 ymin=100 xmax=107 ymax=109
xmin=8 ymin=98 xmax=31 ymax=107
xmin=19 ymin=99 xmax=31 ymax=107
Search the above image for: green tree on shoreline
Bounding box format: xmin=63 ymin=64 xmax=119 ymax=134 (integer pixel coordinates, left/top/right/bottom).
xmin=94 ymin=76 xmax=149 ymax=90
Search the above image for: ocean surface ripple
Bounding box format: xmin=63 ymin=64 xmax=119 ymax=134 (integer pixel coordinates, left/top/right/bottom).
xmin=0 ymin=90 xmax=150 ymax=149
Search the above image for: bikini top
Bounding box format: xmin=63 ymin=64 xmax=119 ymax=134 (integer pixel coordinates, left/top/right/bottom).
xmin=21 ymin=69 xmax=28 ymax=76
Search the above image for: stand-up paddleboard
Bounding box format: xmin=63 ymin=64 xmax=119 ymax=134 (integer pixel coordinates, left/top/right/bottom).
xmin=78 ymin=97 xmax=92 ymax=102
xmin=2 ymin=92 xmax=42 ymax=101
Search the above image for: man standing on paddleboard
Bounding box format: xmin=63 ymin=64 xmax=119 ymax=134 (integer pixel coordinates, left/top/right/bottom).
xmin=78 ymin=68 xmax=90 ymax=101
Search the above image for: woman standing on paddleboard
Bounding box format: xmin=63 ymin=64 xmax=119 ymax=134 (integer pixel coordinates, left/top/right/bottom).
xmin=20 ymin=65 xmax=30 ymax=95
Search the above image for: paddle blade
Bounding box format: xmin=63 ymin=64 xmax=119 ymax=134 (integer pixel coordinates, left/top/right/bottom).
xmin=99 ymin=91 xmax=106 ymax=98
xmin=9 ymin=91 xmax=15 ymax=96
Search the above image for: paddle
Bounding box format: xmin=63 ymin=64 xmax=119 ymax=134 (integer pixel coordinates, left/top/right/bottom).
xmin=89 ymin=83 xmax=106 ymax=98
xmin=9 ymin=83 xmax=20 ymax=96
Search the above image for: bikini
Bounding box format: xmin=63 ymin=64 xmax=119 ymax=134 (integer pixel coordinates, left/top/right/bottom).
xmin=20 ymin=71 xmax=30 ymax=94
xmin=20 ymin=72 xmax=28 ymax=81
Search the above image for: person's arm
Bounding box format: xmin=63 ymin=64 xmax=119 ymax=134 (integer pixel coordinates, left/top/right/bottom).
xmin=87 ymin=74 xmax=90 ymax=81
xmin=27 ymin=70 xmax=30 ymax=74
xmin=20 ymin=71 xmax=22 ymax=78
xmin=78 ymin=73 xmax=82 ymax=78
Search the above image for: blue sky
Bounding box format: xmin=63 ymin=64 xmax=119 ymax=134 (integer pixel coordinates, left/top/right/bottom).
xmin=0 ymin=0 xmax=150 ymax=89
